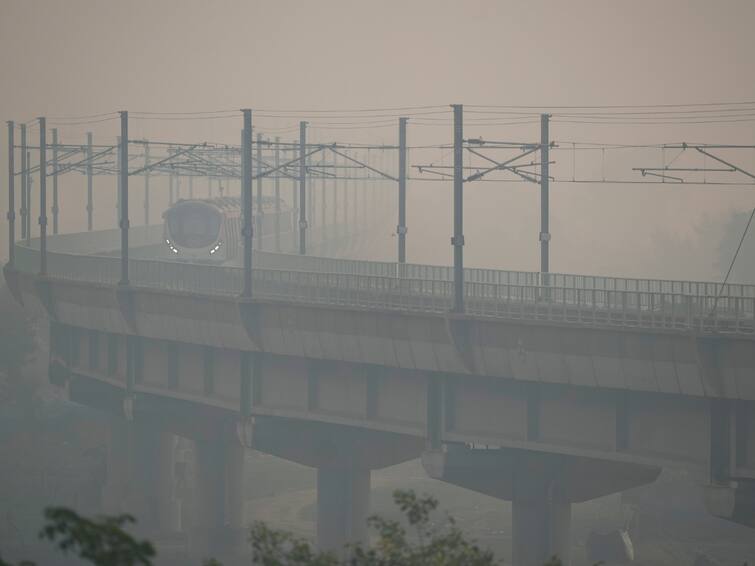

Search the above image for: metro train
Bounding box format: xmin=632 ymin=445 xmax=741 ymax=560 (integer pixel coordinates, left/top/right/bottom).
xmin=162 ymin=196 xmax=294 ymax=263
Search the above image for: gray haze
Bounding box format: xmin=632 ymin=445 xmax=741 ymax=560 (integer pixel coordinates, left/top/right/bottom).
xmin=3 ymin=2 xmax=755 ymax=566
xmin=2 ymin=0 xmax=755 ymax=279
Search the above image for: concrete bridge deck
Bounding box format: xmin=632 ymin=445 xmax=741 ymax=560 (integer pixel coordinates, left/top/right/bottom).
xmin=6 ymin=225 xmax=755 ymax=565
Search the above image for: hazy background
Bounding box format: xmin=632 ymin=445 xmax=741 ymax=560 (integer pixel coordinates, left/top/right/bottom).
xmin=2 ymin=0 xmax=755 ymax=281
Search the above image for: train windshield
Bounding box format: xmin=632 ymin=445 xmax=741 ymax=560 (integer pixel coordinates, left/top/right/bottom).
xmin=166 ymin=202 xmax=222 ymax=248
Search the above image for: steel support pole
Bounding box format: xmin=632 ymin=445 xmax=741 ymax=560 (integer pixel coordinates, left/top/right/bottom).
xmin=308 ymin=151 xmax=314 ymax=229
xmin=274 ymin=137 xmax=281 ymax=252
xmin=320 ymin=152 xmax=326 ymax=241
xmin=397 ymin=117 xmax=408 ymax=264
xmin=256 ymin=133 xmax=263 ymax=250
xmin=51 ymin=128 xmax=59 ymax=235
xmin=116 ymin=136 xmax=121 ymax=227
xmin=357 ymin=155 xmax=363 ymax=231
xmin=86 ymin=133 xmax=93 ymax=231
xmin=343 ymin=152 xmax=349 ymax=235
xmin=364 ymin=167 xmax=368 ymax=233
xmin=352 ymin=158 xmax=357 ymax=237
xmin=189 ymin=175 xmax=194 ymax=199
xmin=299 ymin=122 xmax=307 ymax=255
xmin=540 ymin=114 xmax=550 ymax=280
xmin=7 ymin=121 xmax=15 ymax=267
xmin=38 ymin=117 xmax=47 ymax=276
xmin=26 ymin=152 xmax=32 ymax=243
xmin=144 ymin=142 xmax=150 ymax=225
xmin=333 ymin=151 xmax=338 ymax=241
xmin=119 ymin=111 xmax=129 ymax=286
xmin=242 ymin=109 xmax=253 ymax=297
xmin=367 ymin=149 xmax=372 ymax=229
xmin=291 ymin=145 xmax=298 ymax=251
xmin=20 ymin=124 xmax=27 ymax=240
xmin=452 ymin=104 xmax=464 ymax=313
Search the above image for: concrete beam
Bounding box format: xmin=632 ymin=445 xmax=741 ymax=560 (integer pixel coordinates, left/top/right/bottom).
xmin=250 ymin=416 xmax=422 ymax=551
xmin=422 ymin=445 xmax=660 ymax=566
xmin=250 ymin=416 xmax=423 ymax=470
xmin=422 ymin=444 xmax=660 ymax=503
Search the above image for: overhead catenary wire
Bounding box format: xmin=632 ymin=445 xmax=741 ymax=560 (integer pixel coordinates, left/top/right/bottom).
xmin=22 ymin=100 xmax=755 ymax=123
xmin=468 ymin=100 xmax=755 ymax=109
xmin=553 ymin=117 xmax=755 ymax=125
xmin=46 ymin=111 xmax=120 ymax=121
xmin=49 ymin=116 xmax=121 ymax=127
xmin=15 ymin=100 xmax=755 ymax=188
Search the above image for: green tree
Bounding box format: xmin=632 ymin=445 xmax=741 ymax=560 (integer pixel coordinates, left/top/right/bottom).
xmin=0 ymin=507 xmax=154 ymax=566
xmin=0 ymin=492 xmax=568 ymax=566
xmin=38 ymin=507 xmax=155 ymax=566
xmin=249 ymin=489 xmax=501 ymax=566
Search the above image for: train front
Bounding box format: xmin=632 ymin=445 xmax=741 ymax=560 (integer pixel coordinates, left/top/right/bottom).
xmin=162 ymin=199 xmax=227 ymax=262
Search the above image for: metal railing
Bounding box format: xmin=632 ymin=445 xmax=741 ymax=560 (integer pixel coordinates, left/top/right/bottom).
xmin=13 ymin=239 xmax=755 ymax=335
xmin=27 ymin=224 xmax=755 ymax=301
xmin=257 ymin=254 xmax=755 ymax=300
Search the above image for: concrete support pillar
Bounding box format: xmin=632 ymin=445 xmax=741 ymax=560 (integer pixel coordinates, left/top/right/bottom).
xmin=316 ymin=464 xmax=370 ymax=553
xmin=195 ymin=439 xmax=224 ymax=540
xmin=102 ymin=417 xmax=131 ymax=516
xmin=130 ymin=423 xmax=179 ymax=533
xmin=192 ymin=432 xmax=246 ymax=558
xmin=422 ymin=446 xmax=661 ymax=566
xmin=156 ymin=432 xmax=180 ymax=533
xmin=250 ymin=418 xmax=423 ymax=553
xmin=512 ymin=487 xmax=571 ymax=566
xmin=225 ymin=439 xmax=245 ymax=531
xmin=102 ymin=419 xmax=179 ymax=534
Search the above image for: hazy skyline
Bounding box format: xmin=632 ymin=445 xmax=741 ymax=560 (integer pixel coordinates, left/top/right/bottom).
xmin=2 ymin=0 xmax=755 ymax=279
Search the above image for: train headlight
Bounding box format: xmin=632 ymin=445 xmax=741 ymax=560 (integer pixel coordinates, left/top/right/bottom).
xmin=165 ymin=239 xmax=179 ymax=254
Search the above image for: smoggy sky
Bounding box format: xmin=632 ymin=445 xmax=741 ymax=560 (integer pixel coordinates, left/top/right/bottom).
xmin=1 ymin=0 xmax=754 ymax=280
